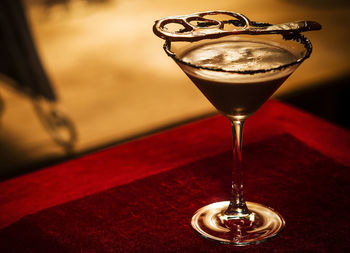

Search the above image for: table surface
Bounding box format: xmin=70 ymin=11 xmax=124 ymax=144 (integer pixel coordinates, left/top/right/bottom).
xmin=0 ymin=100 xmax=349 ymax=252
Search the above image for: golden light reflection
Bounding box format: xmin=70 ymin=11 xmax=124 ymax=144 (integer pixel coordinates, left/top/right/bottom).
xmin=0 ymin=0 xmax=349 ymax=172
xmin=191 ymin=201 xmax=285 ymax=244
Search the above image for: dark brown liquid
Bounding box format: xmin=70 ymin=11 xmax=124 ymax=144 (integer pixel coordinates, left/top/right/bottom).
xmin=179 ymin=40 xmax=298 ymax=118
xmin=187 ymin=73 xmax=290 ymax=117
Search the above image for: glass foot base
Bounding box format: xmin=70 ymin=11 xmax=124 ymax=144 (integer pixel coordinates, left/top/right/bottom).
xmin=191 ymin=201 xmax=285 ymax=245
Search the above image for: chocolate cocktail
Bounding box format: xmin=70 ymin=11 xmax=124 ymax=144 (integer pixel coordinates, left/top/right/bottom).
xmin=153 ymin=11 xmax=320 ymax=245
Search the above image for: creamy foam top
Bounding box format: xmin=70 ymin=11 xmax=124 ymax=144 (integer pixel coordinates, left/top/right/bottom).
xmin=179 ymin=40 xmax=299 ymax=83
xmin=181 ymin=41 xmax=297 ymax=72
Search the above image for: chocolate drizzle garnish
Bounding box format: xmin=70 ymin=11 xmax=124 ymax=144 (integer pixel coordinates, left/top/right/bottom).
xmin=153 ymin=11 xmax=321 ymax=42
xmin=153 ymin=11 xmax=320 ymax=75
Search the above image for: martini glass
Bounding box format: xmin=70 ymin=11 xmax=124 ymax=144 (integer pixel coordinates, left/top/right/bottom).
xmin=163 ymin=32 xmax=312 ymax=245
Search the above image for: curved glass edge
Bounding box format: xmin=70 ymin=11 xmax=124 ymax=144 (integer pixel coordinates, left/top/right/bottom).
xmin=163 ymin=33 xmax=312 ymax=75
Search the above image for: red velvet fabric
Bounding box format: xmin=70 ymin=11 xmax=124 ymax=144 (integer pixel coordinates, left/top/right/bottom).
xmin=1 ymin=133 xmax=349 ymax=252
xmin=1 ymin=101 xmax=349 ymax=231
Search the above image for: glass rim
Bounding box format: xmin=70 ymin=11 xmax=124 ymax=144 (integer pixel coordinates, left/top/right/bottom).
xmin=163 ymin=33 xmax=312 ymax=75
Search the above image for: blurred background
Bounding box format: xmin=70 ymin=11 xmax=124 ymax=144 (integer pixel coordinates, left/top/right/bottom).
xmin=0 ymin=0 xmax=349 ymax=180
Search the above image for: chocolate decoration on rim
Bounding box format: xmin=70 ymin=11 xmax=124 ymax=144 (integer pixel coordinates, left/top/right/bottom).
xmin=162 ymin=33 xmax=313 ymax=75
xmin=153 ymin=11 xmax=321 ymax=42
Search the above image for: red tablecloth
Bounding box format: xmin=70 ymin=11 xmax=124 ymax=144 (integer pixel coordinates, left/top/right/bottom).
xmin=0 ymin=100 xmax=349 ymax=252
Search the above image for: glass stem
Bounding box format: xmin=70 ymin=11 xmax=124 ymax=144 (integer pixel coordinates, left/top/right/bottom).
xmin=225 ymin=119 xmax=251 ymax=218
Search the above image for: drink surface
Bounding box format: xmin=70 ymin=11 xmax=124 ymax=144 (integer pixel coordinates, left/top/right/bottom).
xmin=179 ymin=40 xmax=298 ymax=118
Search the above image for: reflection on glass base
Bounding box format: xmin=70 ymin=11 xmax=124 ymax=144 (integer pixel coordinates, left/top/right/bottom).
xmin=191 ymin=201 xmax=285 ymax=245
